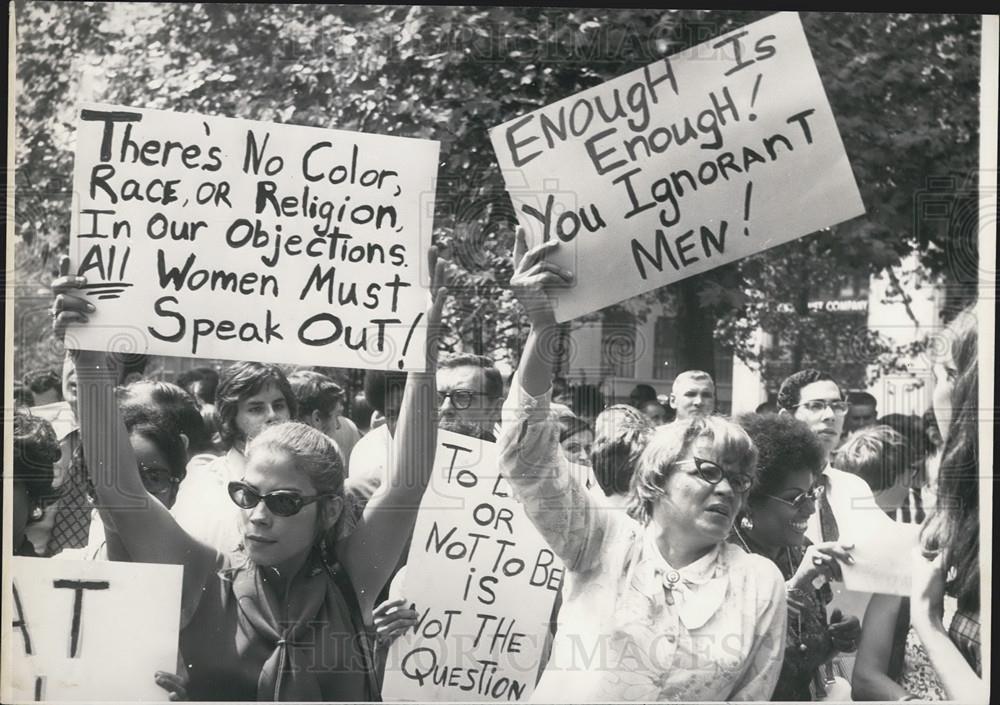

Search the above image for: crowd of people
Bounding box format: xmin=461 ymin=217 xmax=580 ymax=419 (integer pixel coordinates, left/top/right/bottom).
xmin=9 ymin=239 xmax=982 ymax=703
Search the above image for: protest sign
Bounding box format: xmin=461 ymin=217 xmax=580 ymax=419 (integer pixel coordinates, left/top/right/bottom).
xmin=382 ymin=431 xmax=562 ymax=702
xmin=67 ymin=103 xmax=438 ymax=370
xmin=490 ymin=12 xmax=865 ymax=322
xmin=841 ymin=520 xmax=921 ymax=596
xmin=7 ymin=557 xmax=182 ymax=702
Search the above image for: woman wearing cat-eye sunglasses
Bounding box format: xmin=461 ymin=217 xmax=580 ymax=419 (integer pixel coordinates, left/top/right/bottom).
xmin=54 ymin=249 xmax=453 ymax=701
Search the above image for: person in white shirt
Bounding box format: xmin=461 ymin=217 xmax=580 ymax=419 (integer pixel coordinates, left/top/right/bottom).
xmin=498 ymin=231 xmax=786 ymax=702
xmin=344 ymin=369 xmax=407 ymax=508
xmin=669 ymin=370 xmax=716 ymax=421
xmin=776 ymin=368 xmax=895 ymax=683
xmin=288 ymin=369 xmax=361 ymax=471
xmin=170 ymin=361 xmax=295 ymax=552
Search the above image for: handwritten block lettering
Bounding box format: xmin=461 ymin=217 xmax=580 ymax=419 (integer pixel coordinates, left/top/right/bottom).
xmin=382 ymin=431 xmax=562 ymax=701
xmin=490 ymin=12 xmax=864 ymax=322
xmin=68 ymin=103 xmax=439 ymax=370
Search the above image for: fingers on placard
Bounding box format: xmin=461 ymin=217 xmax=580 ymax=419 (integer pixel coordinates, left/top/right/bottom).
xmin=60 ymin=255 xmax=71 ymax=277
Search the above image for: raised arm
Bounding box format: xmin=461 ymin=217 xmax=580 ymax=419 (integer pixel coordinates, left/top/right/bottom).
xmin=52 ymin=258 xmax=216 ymax=617
xmin=340 ymin=249 xmax=448 ymax=613
xmin=496 ymin=231 xmax=610 ymax=572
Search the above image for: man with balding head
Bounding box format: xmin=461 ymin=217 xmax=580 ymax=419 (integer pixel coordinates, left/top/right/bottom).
xmin=668 ymin=370 xmax=716 ymax=420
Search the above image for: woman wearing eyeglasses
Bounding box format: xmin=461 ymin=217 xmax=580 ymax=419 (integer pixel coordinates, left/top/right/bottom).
xmin=733 ymin=412 xmax=861 ymax=701
xmin=51 ymin=252 xmax=450 ymax=701
xmin=499 ymin=233 xmax=787 ymax=702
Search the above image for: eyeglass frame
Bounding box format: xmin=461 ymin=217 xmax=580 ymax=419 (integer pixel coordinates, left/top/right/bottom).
xmin=763 ymin=484 xmax=825 ymax=510
xmin=436 ymin=389 xmax=494 ymax=410
xmin=792 ymin=399 xmax=850 ymax=415
xmin=227 ymin=480 xmax=332 ymax=517
xmin=138 ymin=462 xmax=181 ymax=495
xmin=674 ymin=457 xmax=754 ymax=493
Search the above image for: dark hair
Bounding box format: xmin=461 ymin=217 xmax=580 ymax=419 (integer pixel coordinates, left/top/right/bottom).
xmin=847 ymin=391 xmax=878 ymax=407
xmin=629 ymin=384 xmax=657 ymax=405
xmin=836 ymin=425 xmax=906 ymax=492
xmin=117 ymin=353 xmax=150 ymax=384
xmin=363 ymin=370 xmax=408 ymax=415
xmin=880 ymin=413 xmax=930 ymax=464
xmin=591 ymin=405 xmax=653 ymax=497
xmin=24 ymin=369 xmax=62 ymax=396
xmin=776 ymin=369 xmax=839 ymax=411
xmin=176 ymin=366 xmax=219 ymax=405
xmin=13 ymin=410 xmax=60 ymax=501
xmin=118 ymin=379 xmax=214 ymax=455
xmin=922 ymin=407 xmax=941 ymax=449
xmin=736 ymin=412 xmax=824 ymax=497
xmin=216 ymin=361 xmax=296 ymax=447
xmin=13 ymin=382 xmax=35 ymax=408
xmin=557 ymin=415 xmax=593 ymax=444
xmin=437 ymin=353 xmax=503 ymax=399
xmin=755 ymin=401 xmax=778 ymax=415
xmin=288 ymin=369 xmax=344 ymax=421
xmin=571 ymin=384 xmax=606 ymax=420
xmin=127 ymin=420 xmax=188 ymax=482
xmin=923 ymin=305 xmax=979 ymax=611
xmin=349 ymin=393 xmax=374 ymax=433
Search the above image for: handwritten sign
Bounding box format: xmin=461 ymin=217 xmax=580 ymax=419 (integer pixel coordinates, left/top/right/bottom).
xmin=67 ymin=103 xmax=439 ymax=370
xmin=490 ymin=12 xmax=865 ymax=322
xmin=7 ymin=557 xmax=182 ymax=702
xmin=382 ymin=431 xmax=562 ymax=701
xmin=841 ymin=520 xmax=921 ymax=596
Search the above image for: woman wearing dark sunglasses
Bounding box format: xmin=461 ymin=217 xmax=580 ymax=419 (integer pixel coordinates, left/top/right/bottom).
xmin=51 ymin=252 xmax=450 ymax=701
xmin=733 ymin=412 xmax=861 ymax=701
xmin=498 ymin=232 xmax=787 ymax=702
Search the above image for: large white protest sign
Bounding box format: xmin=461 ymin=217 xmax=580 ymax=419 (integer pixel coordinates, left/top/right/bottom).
xmin=382 ymin=431 xmax=562 ymax=702
xmin=67 ymin=104 xmax=438 ymax=370
xmin=490 ymin=12 xmax=865 ymax=322
xmin=7 ymin=558 xmax=182 ymax=702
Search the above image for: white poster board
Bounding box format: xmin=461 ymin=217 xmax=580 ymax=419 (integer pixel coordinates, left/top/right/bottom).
xmin=382 ymin=432 xmax=562 ymax=701
xmin=490 ymin=12 xmax=865 ymax=322
xmin=841 ymin=520 xmax=921 ymax=596
xmin=67 ymin=103 xmax=439 ymax=371
xmin=7 ymin=557 xmax=182 ymax=702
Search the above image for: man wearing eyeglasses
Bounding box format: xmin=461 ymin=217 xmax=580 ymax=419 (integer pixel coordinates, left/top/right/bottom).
xmin=436 ymin=353 xmax=505 ymax=442
xmin=777 ymin=368 xmax=896 ymax=687
xmin=777 ymin=369 xmax=884 ymax=540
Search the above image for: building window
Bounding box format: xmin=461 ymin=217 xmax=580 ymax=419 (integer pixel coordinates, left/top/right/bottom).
xmin=653 ymin=315 xmax=680 ymax=380
xmin=601 ymin=309 xmax=636 ymax=378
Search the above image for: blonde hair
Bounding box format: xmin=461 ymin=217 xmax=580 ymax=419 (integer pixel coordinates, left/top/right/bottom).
xmin=627 ymin=416 xmax=757 ymax=524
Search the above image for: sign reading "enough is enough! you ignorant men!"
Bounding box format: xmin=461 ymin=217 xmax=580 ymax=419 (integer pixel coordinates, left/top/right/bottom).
xmin=491 ymin=11 xmax=865 ymax=322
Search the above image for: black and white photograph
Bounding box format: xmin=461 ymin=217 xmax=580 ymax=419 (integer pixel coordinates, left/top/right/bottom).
xmin=4 ymin=3 xmax=996 ymax=703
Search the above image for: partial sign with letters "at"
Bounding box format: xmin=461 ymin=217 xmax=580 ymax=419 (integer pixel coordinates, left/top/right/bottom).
xmin=6 ymin=558 xmax=182 ymax=702
xmin=382 ymin=431 xmax=563 ymax=702
xmin=67 ymin=103 xmax=439 ymax=371
xmin=490 ymin=12 xmax=865 ymax=322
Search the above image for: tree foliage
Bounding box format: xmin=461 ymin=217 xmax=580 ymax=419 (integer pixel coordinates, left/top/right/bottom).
xmin=13 ymin=4 xmax=981 ymax=385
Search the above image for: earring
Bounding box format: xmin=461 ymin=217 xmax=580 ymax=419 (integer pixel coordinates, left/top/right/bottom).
xmin=739 ymin=515 xmax=754 ymax=531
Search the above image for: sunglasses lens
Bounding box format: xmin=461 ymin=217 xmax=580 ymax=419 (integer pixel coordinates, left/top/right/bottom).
xmin=453 ymin=391 xmax=473 ymax=409
xmin=228 ymin=482 xmax=258 ymax=509
xmin=265 ymin=493 xmax=304 ymax=517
